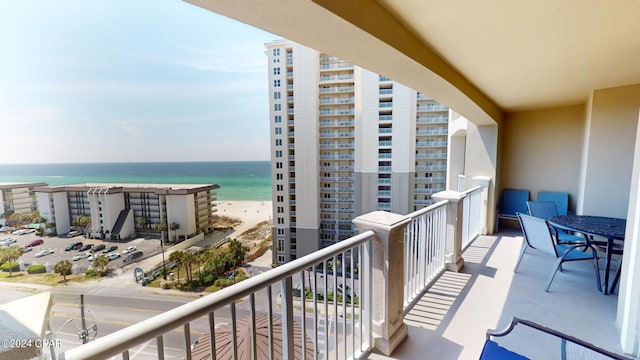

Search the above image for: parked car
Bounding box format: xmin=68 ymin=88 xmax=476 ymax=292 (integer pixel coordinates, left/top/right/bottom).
xmin=89 ymin=254 xmax=107 ymax=262
xmin=92 ymin=244 xmax=106 ymax=252
xmin=0 ymin=238 xmax=17 ymax=246
xmin=123 ymin=251 xmax=143 ymax=263
xmin=337 ymin=284 xmax=352 ymax=299
xmin=12 ymin=229 xmax=26 ymax=235
xmin=25 ymin=239 xmax=44 ymax=248
xmin=103 ymin=245 xmax=118 ymax=253
xmin=65 ymin=242 xmax=83 ymax=251
xmin=0 ymin=226 xmax=15 ymax=232
xmin=72 ymin=252 xmax=90 ymax=261
xmin=108 ymin=253 xmax=120 ymax=261
xmin=34 ymin=249 xmax=54 ymax=258
xmin=78 ymin=244 xmax=93 ymax=252
xmin=67 ymin=230 xmax=81 ymax=238
xmin=122 ymin=246 xmax=137 ymax=255
xmin=23 ymin=246 xmax=33 ymax=252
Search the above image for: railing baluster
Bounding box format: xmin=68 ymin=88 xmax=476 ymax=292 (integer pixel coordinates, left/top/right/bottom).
xmin=121 ymin=350 xmax=130 ymax=360
xmin=312 ymin=265 xmax=319 ymax=360
xmin=230 ymin=303 xmax=238 ymax=360
xmin=300 ymin=269 xmax=307 ymax=360
xmin=156 ymin=335 xmax=164 ymax=360
xmin=280 ymin=277 xmax=295 ymax=360
xmin=183 ymin=323 xmax=191 ymax=360
xmin=250 ymin=293 xmax=257 ymax=360
xmin=208 ymin=312 xmax=216 ymax=360
xmin=323 ymin=259 xmax=329 ymax=358
xmin=333 ymin=255 xmax=338 ymax=360
xmin=349 ymin=249 xmax=355 ymax=357
xmin=342 ymin=251 xmax=347 ymax=359
xmin=267 ymin=286 xmax=274 ymax=360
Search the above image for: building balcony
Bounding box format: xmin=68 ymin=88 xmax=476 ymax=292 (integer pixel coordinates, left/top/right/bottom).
xmin=320 ymin=97 xmax=355 ymax=105
xmin=319 ymin=86 xmax=355 ymax=94
xmin=416 ymin=105 xmax=449 ymax=112
xmin=416 ymin=116 xmax=448 ymax=124
xmin=320 ymin=120 xmax=355 ymax=127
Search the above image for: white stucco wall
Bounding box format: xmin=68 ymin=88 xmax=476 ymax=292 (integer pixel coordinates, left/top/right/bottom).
xmin=166 ymin=194 xmax=196 ymax=237
xmin=578 ymin=85 xmax=640 ymax=218
xmin=502 ymin=105 xmax=584 ymax=213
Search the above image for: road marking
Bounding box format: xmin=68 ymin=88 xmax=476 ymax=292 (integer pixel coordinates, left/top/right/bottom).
xmin=51 ymin=313 xmax=210 ymax=335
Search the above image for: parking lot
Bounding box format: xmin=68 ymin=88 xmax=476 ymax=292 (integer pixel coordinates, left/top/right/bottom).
xmin=0 ymin=230 xmax=162 ymax=270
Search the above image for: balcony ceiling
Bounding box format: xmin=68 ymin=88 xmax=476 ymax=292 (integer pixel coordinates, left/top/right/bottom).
xmin=187 ymin=0 xmax=640 ymax=124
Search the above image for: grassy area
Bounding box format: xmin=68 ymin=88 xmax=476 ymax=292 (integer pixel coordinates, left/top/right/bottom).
xmin=0 ymin=270 xmax=87 ymax=286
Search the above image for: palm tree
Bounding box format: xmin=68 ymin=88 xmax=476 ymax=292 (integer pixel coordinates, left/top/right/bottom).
xmin=93 ymin=255 xmax=109 ymax=274
xmin=0 ymin=246 xmax=24 ymax=278
xmin=137 ymin=217 xmax=149 ymax=231
xmin=169 ymin=222 xmax=180 ymax=243
xmin=155 ymin=222 xmax=168 ymax=243
xmin=54 ymin=260 xmax=73 ymax=282
xmin=169 ymin=251 xmax=185 ymax=284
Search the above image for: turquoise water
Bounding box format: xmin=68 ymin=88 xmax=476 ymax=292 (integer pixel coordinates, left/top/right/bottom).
xmin=0 ymin=161 xmax=272 ymax=201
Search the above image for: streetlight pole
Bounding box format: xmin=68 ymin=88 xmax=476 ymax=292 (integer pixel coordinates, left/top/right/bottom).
xmin=160 ymin=237 xmax=167 ymax=280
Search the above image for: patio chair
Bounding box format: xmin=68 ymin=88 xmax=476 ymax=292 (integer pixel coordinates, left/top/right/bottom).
xmin=480 ymin=317 xmax=633 ymax=359
xmin=538 ymin=191 xmax=570 ymax=216
xmin=514 ymin=213 xmax=601 ymax=292
xmin=526 ymin=201 xmax=586 ymax=245
xmin=496 ymin=189 xmax=529 ymax=231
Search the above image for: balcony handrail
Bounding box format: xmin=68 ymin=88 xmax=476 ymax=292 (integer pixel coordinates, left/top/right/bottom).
xmin=60 ymin=230 xmax=376 ymax=360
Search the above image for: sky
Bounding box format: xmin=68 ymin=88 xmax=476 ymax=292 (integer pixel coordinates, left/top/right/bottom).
xmin=0 ymin=0 xmax=278 ymax=164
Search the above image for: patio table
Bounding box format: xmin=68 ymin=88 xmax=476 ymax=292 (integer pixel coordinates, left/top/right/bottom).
xmin=549 ymin=215 xmax=626 ymax=295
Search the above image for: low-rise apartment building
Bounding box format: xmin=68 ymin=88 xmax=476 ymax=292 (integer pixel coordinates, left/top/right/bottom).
xmin=0 ymin=182 xmax=46 ymax=224
xmin=35 ymin=183 xmax=219 ymax=240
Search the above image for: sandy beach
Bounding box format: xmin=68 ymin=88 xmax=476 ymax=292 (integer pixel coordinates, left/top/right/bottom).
xmin=215 ymin=200 xmax=273 ymax=238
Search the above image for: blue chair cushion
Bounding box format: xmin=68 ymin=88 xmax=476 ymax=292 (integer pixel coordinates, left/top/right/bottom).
xmin=555 ymin=244 xmax=593 ymax=261
xmin=479 ymin=340 xmax=528 ymax=359
xmin=557 ymin=232 xmax=585 ymax=244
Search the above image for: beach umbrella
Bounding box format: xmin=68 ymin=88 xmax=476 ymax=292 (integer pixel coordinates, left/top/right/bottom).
xmin=191 ymin=314 xmax=316 ymax=360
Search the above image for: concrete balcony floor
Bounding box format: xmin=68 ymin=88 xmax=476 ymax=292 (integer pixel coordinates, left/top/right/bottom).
xmin=370 ymin=228 xmax=625 ymax=359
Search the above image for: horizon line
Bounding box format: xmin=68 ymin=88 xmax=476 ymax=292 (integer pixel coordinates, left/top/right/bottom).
xmin=0 ymin=160 xmax=272 ymax=166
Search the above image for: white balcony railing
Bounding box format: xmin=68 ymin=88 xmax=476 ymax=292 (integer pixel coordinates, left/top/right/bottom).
xmin=403 ymin=200 xmax=447 ymax=309
xmin=60 ymin=231 xmax=376 ymax=360
xmin=58 ymin=185 xmax=488 ymax=360
xmin=461 ymin=185 xmax=483 ymax=250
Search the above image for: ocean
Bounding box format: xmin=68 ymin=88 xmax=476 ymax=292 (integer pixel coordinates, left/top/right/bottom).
xmin=0 ymin=161 xmax=272 ymax=201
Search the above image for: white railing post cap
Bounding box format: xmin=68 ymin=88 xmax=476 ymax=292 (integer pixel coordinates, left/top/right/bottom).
xmin=353 ymin=211 xmax=411 ymax=230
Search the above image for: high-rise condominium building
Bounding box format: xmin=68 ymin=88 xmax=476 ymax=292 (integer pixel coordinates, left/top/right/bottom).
xmin=266 ymin=39 xmax=448 ymax=264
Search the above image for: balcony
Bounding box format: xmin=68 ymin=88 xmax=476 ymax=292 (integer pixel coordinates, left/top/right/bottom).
xmin=58 ymin=184 xmax=627 ymax=360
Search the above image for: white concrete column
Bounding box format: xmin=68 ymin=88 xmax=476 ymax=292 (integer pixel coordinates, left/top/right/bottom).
xmin=432 ymin=191 xmax=465 ymax=272
xmin=473 ymin=176 xmax=492 ymax=235
xmin=353 ymin=211 xmax=411 ymax=356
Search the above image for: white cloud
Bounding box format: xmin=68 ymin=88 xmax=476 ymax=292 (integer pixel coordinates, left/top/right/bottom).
xmin=116 ymin=120 xmax=139 ymax=137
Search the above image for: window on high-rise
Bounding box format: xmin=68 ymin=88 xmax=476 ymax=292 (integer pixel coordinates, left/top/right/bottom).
xmin=274 ymin=91 xmax=281 ymax=99
xmin=275 ymin=127 xmax=282 ymax=135
xmin=274 ymin=80 xmax=281 ymax=87
xmin=274 ymin=115 xmax=282 ymax=123
xmin=274 ymin=67 xmax=280 ymax=75
xmin=273 ymin=49 xmax=280 ymax=56
xmin=274 ymin=104 xmax=281 ymax=111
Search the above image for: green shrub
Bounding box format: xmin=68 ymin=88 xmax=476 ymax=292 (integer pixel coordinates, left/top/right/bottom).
xmin=202 ymin=273 xmax=217 ymax=286
xmin=1 ymin=262 xmax=20 ymax=272
xmin=85 ymin=269 xmax=98 ymax=277
xmin=213 ymin=278 xmax=235 ymax=288
xmin=27 ymin=264 xmax=46 ymax=274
